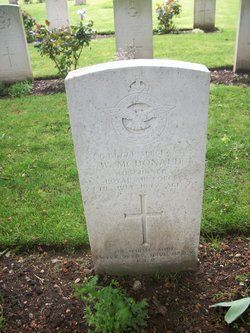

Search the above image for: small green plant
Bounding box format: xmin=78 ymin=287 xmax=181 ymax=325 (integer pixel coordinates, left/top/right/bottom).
xmin=22 ymin=11 xmax=36 ymax=43
xmin=209 ymin=236 xmax=221 ymax=251
xmin=75 ymin=276 xmax=148 ymax=333
xmin=34 ymin=20 xmax=94 ymax=78
xmin=156 ymin=0 xmax=181 ymax=34
xmin=210 ymin=297 xmax=250 ymax=324
xmin=0 ymin=81 xmax=8 ymax=97
xmin=235 ymin=273 xmax=250 ymax=286
xmin=8 ymin=81 xmax=32 ymax=98
xmin=154 ymin=271 xmax=164 ymax=281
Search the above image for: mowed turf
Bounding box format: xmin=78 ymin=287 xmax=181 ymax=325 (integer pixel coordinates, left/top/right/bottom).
xmin=0 ymin=85 xmax=249 ymax=247
xmin=1 ymin=0 xmax=241 ymax=77
xmin=1 ymin=0 xmax=240 ymax=33
xmin=30 ymin=31 xmax=236 ymax=79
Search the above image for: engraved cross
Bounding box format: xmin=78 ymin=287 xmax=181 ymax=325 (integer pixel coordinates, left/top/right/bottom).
xmin=124 ymin=194 xmax=162 ymax=246
xmin=131 ymin=39 xmax=143 ymax=58
xmin=3 ymin=46 xmax=15 ymax=67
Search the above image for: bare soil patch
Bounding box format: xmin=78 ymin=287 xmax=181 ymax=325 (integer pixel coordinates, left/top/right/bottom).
xmin=211 ymin=70 xmax=249 ymax=86
xmin=30 ymin=70 xmax=249 ymax=96
xmin=31 ymin=79 xmax=65 ymax=95
xmin=0 ymin=236 xmax=249 ymax=333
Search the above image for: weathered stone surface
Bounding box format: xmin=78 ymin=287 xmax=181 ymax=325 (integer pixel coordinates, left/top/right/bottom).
xmin=0 ymin=5 xmax=33 ymax=83
xmin=194 ymin=0 xmax=216 ymax=31
xmin=113 ymin=0 xmax=153 ymax=59
xmin=234 ymin=0 xmax=250 ymax=73
xmin=45 ymin=0 xmax=70 ymax=29
xmin=65 ymin=59 xmax=210 ymax=275
xmin=74 ymin=0 xmax=86 ymax=5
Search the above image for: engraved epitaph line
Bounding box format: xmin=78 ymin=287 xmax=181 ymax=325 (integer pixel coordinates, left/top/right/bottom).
xmin=124 ymin=194 xmax=162 ymax=246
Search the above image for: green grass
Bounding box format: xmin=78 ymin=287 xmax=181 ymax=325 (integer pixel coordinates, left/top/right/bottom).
xmin=2 ymin=0 xmax=240 ymax=33
xmin=203 ymin=85 xmax=249 ymax=235
xmin=0 ymin=94 xmax=86 ymax=246
xmin=0 ymin=85 xmax=249 ymax=247
xmin=2 ymin=0 xmax=241 ymax=77
xmin=31 ymin=30 xmax=236 ymax=78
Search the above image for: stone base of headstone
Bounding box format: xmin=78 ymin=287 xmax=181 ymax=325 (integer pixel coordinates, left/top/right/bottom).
xmin=234 ymin=0 xmax=250 ymax=73
xmin=65 ymin=59 xmax=210 ymax=275
xmin=193 ymin=0 xmax=216 ymax=31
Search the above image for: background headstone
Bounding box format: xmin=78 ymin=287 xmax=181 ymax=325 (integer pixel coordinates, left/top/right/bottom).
xmin=45 ymin=0 xmax=70 ymax=29
xmin=74 ymin=0 xmax=86 ymax=5
xmin=194 ymin=0 xmax=216 ymax=31
xmin=234 ymin=0 xmax=250 ymax=73
xmin=0 ymin=5 xmax=33 ymax=83
xmin=113 ymin=0 xmax=153 ymax=59
xmin=9 ymin=0 xmax=18 ymax=4
xmin=65 ymin=59 xmax=210 ymax=275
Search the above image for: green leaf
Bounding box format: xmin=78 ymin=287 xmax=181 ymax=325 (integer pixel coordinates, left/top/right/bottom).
xmin=210 ymin=297 xmax=250 ymax=324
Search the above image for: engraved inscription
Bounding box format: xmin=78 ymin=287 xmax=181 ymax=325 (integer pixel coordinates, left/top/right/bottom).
xmin=127 ymin=0 xmax=138 ymax=17
xmin=96 ymin=247 xmax=195 ymax=264
xmin=87 ymin=148 xmax=193 ymax=194
xmin=124 ymin=194 xmax=163 ymax=245
xmin=2 ymin=46 xmax=15 ymax=67
xmin=0 ymin=9 xmax=11 ymax=30
xmin=110 ymin=78 xmax=175 ymax=144
xmin=198 ymin=3 xmax=212 ymax=23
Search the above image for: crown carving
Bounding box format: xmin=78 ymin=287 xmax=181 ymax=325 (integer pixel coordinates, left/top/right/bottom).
xmin=129 ymin=77 xmax=148 ymax=94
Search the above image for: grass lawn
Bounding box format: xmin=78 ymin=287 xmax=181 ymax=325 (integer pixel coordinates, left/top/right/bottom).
xmin=0 ymin=85 xmax=249 ymax=247
xmin=31 ymin=31 xmax=236 ymax=78
xmin=1 ymin=0 xmax=240 ymax=33
xmin=2 ymin=0 xmax=241 ymax=77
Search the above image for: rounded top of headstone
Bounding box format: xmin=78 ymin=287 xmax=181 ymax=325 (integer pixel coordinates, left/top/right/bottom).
xmin=65 ymin=59 xmax=210 ymax=82
xmin=0 ymin=4 xmax=19 ymax=8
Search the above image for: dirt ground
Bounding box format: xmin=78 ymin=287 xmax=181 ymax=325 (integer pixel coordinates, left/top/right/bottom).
xmin=0 ymin=67 xmax=249 ymax=332
xmin=29 ymin=70 xmax=249 ymax=96
xmin=0 ymin=236 xmax=249 ymax=333
xmin=210 ymin=70 xmax=249 ymax=86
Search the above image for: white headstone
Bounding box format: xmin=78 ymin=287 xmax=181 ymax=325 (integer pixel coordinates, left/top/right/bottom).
xmin=113 ymin=0 xmax=153 ymax=59
xmin=194 ymin=0 xmax=216 ymax=31
xmin=0 ymin=5 xmax=33 ymax=83
xmin=74 ymin=0 xmax=86 ymax=5
xmin=234 ymin=0 xmax=250 ymax=73
xmin=65 ymin=59 xmax=210 ymax=275
xmin=45 ymin=0 xmax=70 ymax=29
